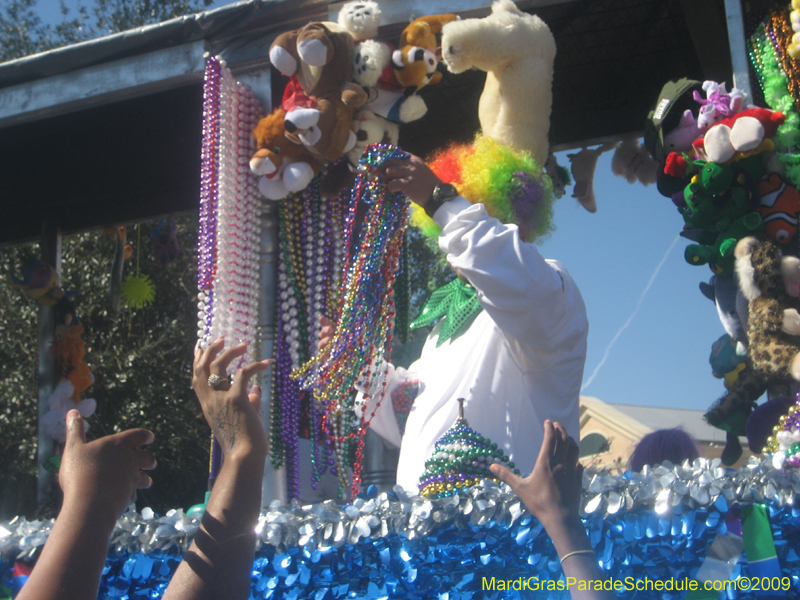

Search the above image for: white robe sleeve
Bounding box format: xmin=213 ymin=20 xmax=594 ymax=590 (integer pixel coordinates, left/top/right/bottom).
xmin=432 ymin=196 xmax=588 ymax=354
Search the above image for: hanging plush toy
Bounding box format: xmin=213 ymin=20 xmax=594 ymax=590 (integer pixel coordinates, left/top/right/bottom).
xmin=735 ymin=236 xmax=800 ymax=382
xmin=9 ymin=259 xmax=64 ymax=307
xmin=151 ymin=218 xmax=180 ymax=265
xmin=250 ymin=108 xmax=325 ymax=200
xmin=699 ymin=274 xmax=749 ymax=350
xmin=544 ymin=154 xmax=571 ymax=199
xmin=441 ymin=0 xmax=555 ymax=166
xmin=756 ymin=172 xmax=800 ymax=246
xmin=695 ymin=107 xmax=785 ymax=165
xmin=52 ymin=314 xmax=92 ymax=402
xmin=705 ymin=363 xmax=768 ymax=464
xmin=269 ymin=21 xmax=368 ymax=161
xmin=103 ymin=226 xmax=132 ymax=315
xmin=611 ymin=137 xmax=658 ymax=186
xmin=567 ymin=143 xmax=618 ymax=213
xmin=121 ymin=225 xmax=155 ymax=308
xmin=346 ymin=108 xmax=399 ymax=167
xmin=392 ymin=14 xmax=457 ymax=92
xmin=338 ymin=1 xmax=429 ymax=127
xmin=693 ymin=81 xmax=746 ymax=131
xmin=41 ymin=379 xmax=96 ymax=445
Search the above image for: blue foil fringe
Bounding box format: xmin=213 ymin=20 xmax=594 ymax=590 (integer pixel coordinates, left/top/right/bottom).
xmin=1 ymin=456 xmax=799 ymax=598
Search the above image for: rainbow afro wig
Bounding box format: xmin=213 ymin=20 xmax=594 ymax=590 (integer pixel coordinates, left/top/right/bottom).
xmin=409 ymin=135 xmax=557 ymax=243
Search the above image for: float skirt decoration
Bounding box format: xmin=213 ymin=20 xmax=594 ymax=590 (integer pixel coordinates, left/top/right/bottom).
xmin=3 ymin=457 xmax=800 ymax=598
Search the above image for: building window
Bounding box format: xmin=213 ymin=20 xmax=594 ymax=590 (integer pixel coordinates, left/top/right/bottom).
xmin=580 ymin=432 xmax=610 ymax=458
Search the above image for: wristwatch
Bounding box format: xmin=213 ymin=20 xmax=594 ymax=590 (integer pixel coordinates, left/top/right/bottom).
xmin=425 ymin=183 xmax=460 ymax=218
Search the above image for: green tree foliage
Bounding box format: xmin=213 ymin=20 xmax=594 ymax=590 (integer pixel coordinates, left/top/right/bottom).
xmin=0 ymin=247 xmax=40 ymax=518
xmin=0 ymin=0 xmax=454 ymax=519
xmin=0 ymin=218 xmax=208 ymax=519
xmin=0 ymin=0 xmax=212 ymax=63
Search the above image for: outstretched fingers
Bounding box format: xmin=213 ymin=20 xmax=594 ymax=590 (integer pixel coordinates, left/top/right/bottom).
xmin=539 ymin=420 xmax=558 ymax=467
xmin=64 ymin=409 xmax=87 ymax=449
xmin=490 ymin=462 xmax=523 ymax=491
xmin=194 ymin=337 xmax=225 ymax=375
xmin=230 ymin=359 xmax=274 ymax=399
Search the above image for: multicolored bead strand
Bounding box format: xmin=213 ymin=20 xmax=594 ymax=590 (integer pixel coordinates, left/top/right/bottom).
xmin=748 ymin=15 xmax=800 ymax=185
xmin=419 ymin=399 xmax=520 ymax=499
xmin=293 ymin=145 xmax=410 ymax=499
xmin=765 ymin=388 xmax=800 ymax=468
xmin=270 ymin=183 xmax=348 ymax=499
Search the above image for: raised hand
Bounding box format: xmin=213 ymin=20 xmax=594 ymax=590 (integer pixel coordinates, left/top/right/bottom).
xmin=490 ymin=420 xmax=583 ymax=528
xmin=59 ymin=409 xmax=156 ymax=529
xmin=192 ymin=339 xmax=273 ymax=460
xmin=382 ymin=154 xmax=443 ymax=205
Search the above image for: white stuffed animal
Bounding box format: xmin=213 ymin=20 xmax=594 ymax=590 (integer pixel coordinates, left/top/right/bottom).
xmin=337 ymin=0 xmax=381 ymax=41
xmin=41 ymin=379 xmax=96 ymax=444
xmin=611 ymin=138 xmax=658 ymax=186
xmin=441 ymin=0 xmax=556 ymax=165
xmin=347 ymin=109 xmax=399 ymax=166
xmin=568 ymin=142 xmax=618 ymax=213
xmin=338 ymin=0 xmax=428 ymax=124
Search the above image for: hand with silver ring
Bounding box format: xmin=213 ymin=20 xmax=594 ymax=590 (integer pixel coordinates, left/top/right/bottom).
xmin=207 ymin=374 xmax=225 ymax=388
xmin=192 ymin=338 xmax=274 ymax=459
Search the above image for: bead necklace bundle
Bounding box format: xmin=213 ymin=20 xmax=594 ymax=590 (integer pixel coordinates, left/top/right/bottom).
xmin=419 ymin=399 xmax=520 ymax=499
xmin=270 ymin=179 xmax=346 ymax=499
xmin=747 ymin=11 xmax=800 ymax=186
xmin=765 ymin=390 xmax=800 ymax=468
xmin=196 ymin=56 xmax=262 ymax=368
xmin=293 ymin=145 xmax=409 ymax=499
xmin=196 ymin=56 xmax=261 ymax=481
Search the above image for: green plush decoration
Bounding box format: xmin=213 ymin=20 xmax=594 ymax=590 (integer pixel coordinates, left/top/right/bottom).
xmin=684 ymin=212 xmax=764 ymax=276
xmin=681 ymin=163 xmax=752 ymax=231
xmin=697 ymin=161 xmax=734 ymax=195
xmin=121 ymin=275 xmax=155 ymax=308
xmin=680 ymin=156 xmax=765 ymax=277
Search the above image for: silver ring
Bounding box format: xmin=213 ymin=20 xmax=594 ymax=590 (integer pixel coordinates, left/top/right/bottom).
xmin=208 ymin=374 xmax=224 ymax=388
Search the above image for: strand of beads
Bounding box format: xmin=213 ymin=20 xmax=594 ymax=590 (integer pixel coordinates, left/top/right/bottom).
xmin=765 ymin=389 xmax=800 ymax=468
xmin=197 ymin=56 xmax=222 ymax=346
xmin=196 ymin=57 xmax=261 ymax=361
xmin=293 ymin=144 xmax=410 ymax=498
xmin=768 ymin=9 xmax=800 ymax=108
xmin=748 ymin=17 xmax=800 ymax=185
xmin=209 ymin=67 xmax=261 ymax=370
xmin=271 ymin=193 xmax=306 ymax=498
xmin=270 ymin=184 xmax=348 ymax=499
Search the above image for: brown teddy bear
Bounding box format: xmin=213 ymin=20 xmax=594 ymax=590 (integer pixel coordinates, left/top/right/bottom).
xmin=735 ymin=236 xmax=800 ymax=382
xmin=269 ymin=21 xmax=367 ymax=162
xmin=250 ymin=108 xmax=324 ymax=200
xmin=392 ymin=14 xmax=457 ymax=92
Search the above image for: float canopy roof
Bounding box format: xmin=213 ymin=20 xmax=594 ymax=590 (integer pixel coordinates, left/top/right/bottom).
xmin=0 ymin=0 xmax=730 ymax=246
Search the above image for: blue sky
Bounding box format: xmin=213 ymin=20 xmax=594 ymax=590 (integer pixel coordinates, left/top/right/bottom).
xmin=32 ymin=0 xmax=734 ymax=412
xmin=543 ymin=152 xmax=727 ymax=411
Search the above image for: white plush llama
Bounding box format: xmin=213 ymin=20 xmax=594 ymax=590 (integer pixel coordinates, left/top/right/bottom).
xmin=441 ymin=0 xmax=556 ymax=165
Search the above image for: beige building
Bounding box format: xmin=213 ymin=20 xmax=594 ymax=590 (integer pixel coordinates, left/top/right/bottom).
xmin=578 ymin=396 xmax=754 ymax=471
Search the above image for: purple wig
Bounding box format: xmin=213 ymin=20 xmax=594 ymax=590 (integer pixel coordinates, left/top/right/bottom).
xmin=628 ymin=428 xmax=700 ymax=472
